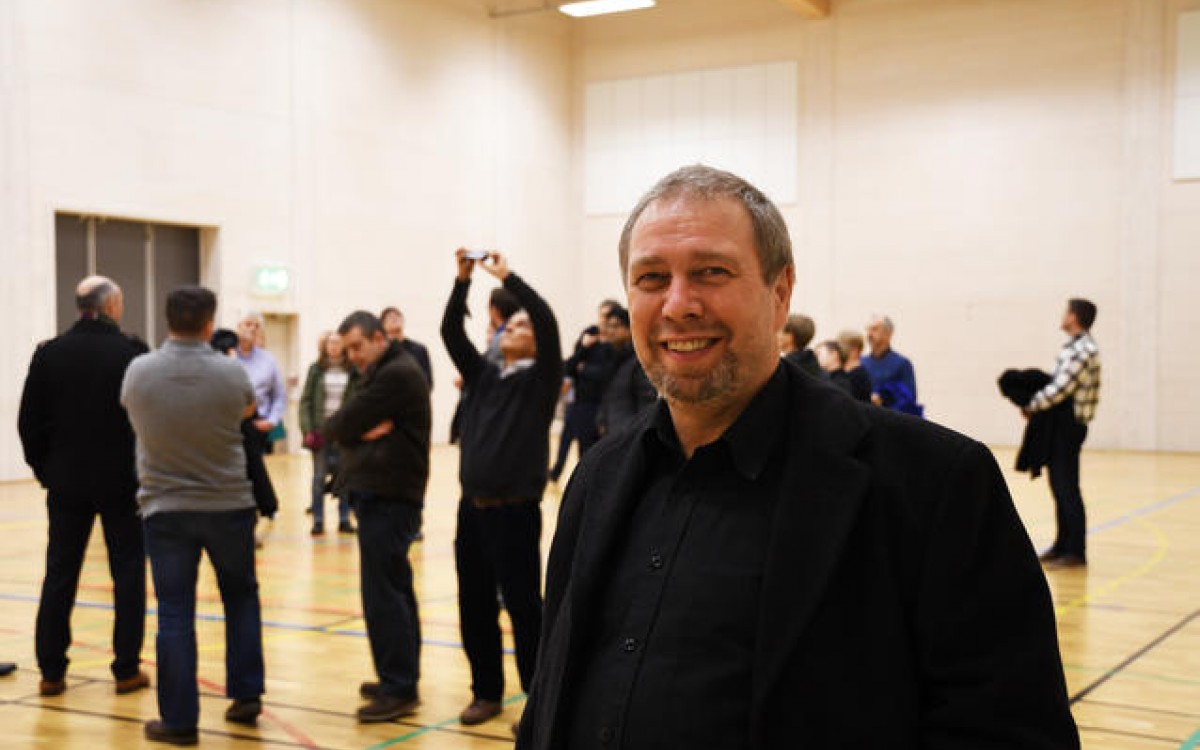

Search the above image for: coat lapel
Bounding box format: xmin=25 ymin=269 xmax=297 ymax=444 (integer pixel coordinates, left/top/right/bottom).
xmin=569 ymin=416 xmax=652 ymax=615
xmin=532 ymin=412 xmax=653 ymax=750
xmin=751 ymin=368 xmax=873 ymax=717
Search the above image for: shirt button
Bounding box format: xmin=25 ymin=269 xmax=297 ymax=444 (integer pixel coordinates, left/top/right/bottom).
xmin=622 ymin=637 xmax=638 ymax=653
xmin=599 ymin=726 xmax=614 ymax=743
xmin=648 ymin=550 xmax=664 ymax=570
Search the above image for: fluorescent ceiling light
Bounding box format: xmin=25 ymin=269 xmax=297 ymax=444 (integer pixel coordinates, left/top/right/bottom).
xmin=558 ymin=0 xmax=655 ymax=18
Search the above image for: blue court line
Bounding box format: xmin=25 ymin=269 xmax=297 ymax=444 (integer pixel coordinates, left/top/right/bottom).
xmin=0 ymin=592 xmax=515 ymax=654
xmin=1087 ymin=485 xmax=1200 ymax=536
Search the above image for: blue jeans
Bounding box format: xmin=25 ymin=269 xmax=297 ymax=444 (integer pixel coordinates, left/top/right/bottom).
xmin=353 ymin=492 xmax=421 ymax=699
xmin=310 ymin=446 xmax=350 ymax=524
xmin=143 ymin=508 xmax=264 ymax=730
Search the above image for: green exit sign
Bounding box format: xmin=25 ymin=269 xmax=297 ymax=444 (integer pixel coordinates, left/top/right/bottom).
xmin=254 ymin=265 xmax=290 ymax=295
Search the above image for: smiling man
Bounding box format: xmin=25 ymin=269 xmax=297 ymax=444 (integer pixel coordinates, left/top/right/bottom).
xmin=516 ymin=165 xmax=1079 ymax=750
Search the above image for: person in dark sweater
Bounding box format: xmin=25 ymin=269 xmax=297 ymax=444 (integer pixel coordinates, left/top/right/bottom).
xmin=778 ymin=313 xmax=824 ymax=379
xmin=596 ymin=305 xmax=657 ymax=437
xmin=837 ymin=329 xmax=875 ymax=403
xmin=814 ymin=339 xmax=860 ymax=398
xmin=18 ymin=275 xmax=150 ymax=698
xmin=549 ymin=317 xmax=615 ymax=482
xmin=323 ymin=311 xmax=431 ymax=724
xmin=441 ymin=249 xmax=562 ymax=729
xmin=211 ymin=328 xmax=280 ymax=526
xmin=380 ymin=306 xmax=433 ymax=388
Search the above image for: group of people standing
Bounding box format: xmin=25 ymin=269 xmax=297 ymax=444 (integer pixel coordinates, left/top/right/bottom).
xmin=777 ymin=310 xmax=921 ymax=415
xmin=16 ymin=163 xmax=1099 ymax=748
xmin=14 ymin=249 xmax=567 ymax=743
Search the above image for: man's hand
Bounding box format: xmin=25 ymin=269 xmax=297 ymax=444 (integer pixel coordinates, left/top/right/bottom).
xmin=455 ymin=247 xmax=477 ymax=281
xmin=870 ymin=393 xmax=882 ymax=407
xmin=480 ymin=251 xmax=511 ymax=281
xmin=253 ymin=418 xmax=273 ymax=433
xmin=580 ymin=332 xmax=598 ymax=348
xmin=362 ymin=419 xmax=394 ymax=441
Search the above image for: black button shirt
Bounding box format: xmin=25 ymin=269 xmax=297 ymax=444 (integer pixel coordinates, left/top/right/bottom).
xmin=567 ymin=365 xmax=789 ymax=750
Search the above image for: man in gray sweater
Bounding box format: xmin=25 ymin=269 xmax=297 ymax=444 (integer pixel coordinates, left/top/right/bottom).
xmin=121 ymin=286 xmax=265 ymax=746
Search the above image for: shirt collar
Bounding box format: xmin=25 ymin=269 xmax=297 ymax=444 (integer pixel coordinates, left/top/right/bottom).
xmin=500 ymin=357 xmax=535 ymax=378
xmin=643 ymin=363 xmax=789 ymax=481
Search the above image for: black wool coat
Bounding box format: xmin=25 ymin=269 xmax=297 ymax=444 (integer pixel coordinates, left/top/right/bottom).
xmin=18 ymin=318 xmax=148 ymax=499
xmin=518 ymin=362 xmax=1079 ymax=750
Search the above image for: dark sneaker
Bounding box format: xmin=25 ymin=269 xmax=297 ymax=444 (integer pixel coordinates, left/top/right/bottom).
xmin=311 ymin=522 xmax=324 ymax=536
xmin=359 ymin=681 xmax=380 ymax=699
xmin=459 ymin=698 xmax=503 ymax=725
xmin=225 ymin=697 xmax=263 ymax=725
xmin=144 ymin=720 xmax=198 ymax=746
xmin=115 ymin=671 xmax=150 ymax=694
xmin=338 ymin=520 xmax=356 ymax=534
xmin=356 ymin=694 xmax=419 ymax=723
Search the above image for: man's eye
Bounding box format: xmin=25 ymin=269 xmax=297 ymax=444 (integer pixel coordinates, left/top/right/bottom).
xmin=634 ymin=272 xmax=668 ymax=289
xmin=699 ymin=267 xmax=731 ymax=278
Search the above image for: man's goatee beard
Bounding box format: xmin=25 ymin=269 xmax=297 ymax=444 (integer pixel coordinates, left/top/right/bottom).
xmin=647 ymin=351 xmax=738 ymax=405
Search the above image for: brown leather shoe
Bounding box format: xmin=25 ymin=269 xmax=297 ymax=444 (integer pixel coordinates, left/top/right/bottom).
xmin=144 ymin=719 xmax=198 ymax=746
xmin=225 ymin=697 xmax=263 ymax=725
xmin=38 ymin=678 xmax=66 ymax=696
xmin=459 ymin=698 xmax=503 ymax=725
xmin=1046 ymin=554 xmax=1087 ymax=569
xmin=1038 ymin=549 xmax=1063 ymax=563
xmin=356 ymin=694 xmax=419 ymax=723
xmin=115 ymin=670 xmax=151 ymax=694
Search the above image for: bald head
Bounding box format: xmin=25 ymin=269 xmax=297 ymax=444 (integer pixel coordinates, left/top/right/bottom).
xmin=75 ymin=276 xmax=123 ymax=322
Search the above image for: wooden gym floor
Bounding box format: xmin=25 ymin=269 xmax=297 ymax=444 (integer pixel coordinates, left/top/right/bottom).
xmin=0 ymin=444 xmax=1197 ymax=749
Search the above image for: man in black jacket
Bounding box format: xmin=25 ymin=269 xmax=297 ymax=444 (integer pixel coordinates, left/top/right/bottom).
xmin=17 ymin=275 xmax=150 ymax=697
xmin=323 ymin=311 xmax=431 ymax=723
xmin=516 ymin=165 xmax=1078 ymax=749
xmin=596 ymin=305 xmax=656 ymax=438
xmin=442 ymin=249 xmax=562 ymax=729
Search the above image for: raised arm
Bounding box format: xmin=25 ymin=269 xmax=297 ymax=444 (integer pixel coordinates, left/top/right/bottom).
xmin=440 ymin=249 xmax=487 ymax=385
xmin=506 ymin=274 xmax=562 ymax=379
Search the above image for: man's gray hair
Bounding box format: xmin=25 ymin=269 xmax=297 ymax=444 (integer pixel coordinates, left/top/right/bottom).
xmin=617 ymin=164 xmax=794 ymax=284
xmin=869 ymin=314 xmax=895 ymax=333
xmin=75 ymin=278 xmax=117 ymax=314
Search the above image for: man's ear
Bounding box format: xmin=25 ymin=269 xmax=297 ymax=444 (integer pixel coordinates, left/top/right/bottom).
xmin=772 ymin=265 xmax=795 ymax=328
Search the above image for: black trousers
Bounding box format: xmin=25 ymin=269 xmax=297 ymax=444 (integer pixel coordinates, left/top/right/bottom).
xmin=1047 ymin=420 xmax=1088 ymax=559
xmin=354 ymin=492 xmax=422 ymax=699
xmin=550 ymin=401 xmax=600 ymax=481
xmin=455 ymin=498 xmax=543 ymax=701
xmin=36 ymin=490 xmax=146 ymax=681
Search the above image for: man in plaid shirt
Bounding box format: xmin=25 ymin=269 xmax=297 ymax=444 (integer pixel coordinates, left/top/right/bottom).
xmin=1023 ymin=298 xmax=1101 ymax=568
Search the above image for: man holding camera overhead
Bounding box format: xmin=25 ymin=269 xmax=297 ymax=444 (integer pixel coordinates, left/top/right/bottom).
xmin=441 ymin=249 xmax=563 ymax=729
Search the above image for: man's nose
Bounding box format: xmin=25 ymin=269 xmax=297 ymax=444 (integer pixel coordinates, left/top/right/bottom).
xmin=661 ymin=278 xmax=702 ymax=321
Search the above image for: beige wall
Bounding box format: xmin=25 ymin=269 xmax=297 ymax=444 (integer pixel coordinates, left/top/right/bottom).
xmin=0 ymin=0 xmax=572 ymax=480
xmin=2 ymin=0 xmax=1197 ymax=481
xmin=571 ymin=0 xmax=1200 ymax=452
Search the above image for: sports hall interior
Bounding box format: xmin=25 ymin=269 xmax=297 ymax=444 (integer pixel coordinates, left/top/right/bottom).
xmin=1 ymin=0 xmax=1198 ymax=748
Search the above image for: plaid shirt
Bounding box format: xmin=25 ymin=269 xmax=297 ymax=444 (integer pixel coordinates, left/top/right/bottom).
xmin=1027 ymin=332 xmax=1101 ymax=424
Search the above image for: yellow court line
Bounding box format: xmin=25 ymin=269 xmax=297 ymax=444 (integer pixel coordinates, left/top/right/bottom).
xmin=1055 ymin=518 xmax=1169 ymax=619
